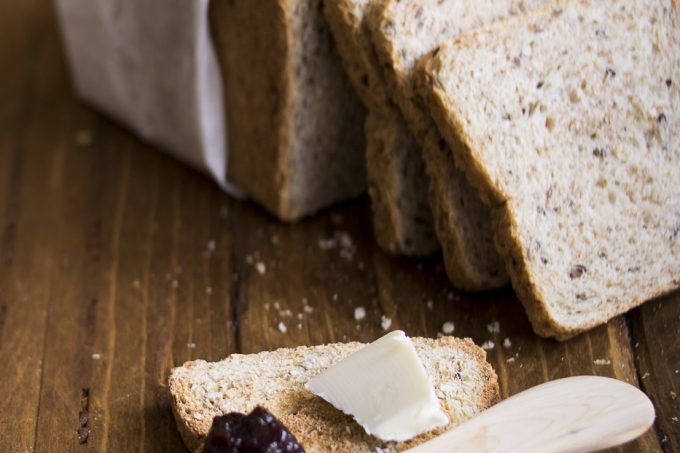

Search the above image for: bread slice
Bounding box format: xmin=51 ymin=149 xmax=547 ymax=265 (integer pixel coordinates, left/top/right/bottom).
xmin=209 ymin=0 xmax=366 ymax=222
xmin=365 ymin=111 xmax=439 ymax=254
xmin=324 ymin=0 xmax=438 ymax=255
xmin=323 ymin=0 xmax=389 ymax=116
xmin=169 ymin=337 xmax=499 ymax=452
xmin=419 ymin=0 xmax=680 ymax=339
xmin=368 ymin=0 xmax=552 ymax=289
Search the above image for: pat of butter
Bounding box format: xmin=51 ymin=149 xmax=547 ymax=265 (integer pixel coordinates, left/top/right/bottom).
xmin=305 ymin=330 xmax=449 ymax=441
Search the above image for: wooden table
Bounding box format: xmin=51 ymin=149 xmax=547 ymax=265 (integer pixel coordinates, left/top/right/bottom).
xmin=1 ymin=1 xmax=678 ymax=452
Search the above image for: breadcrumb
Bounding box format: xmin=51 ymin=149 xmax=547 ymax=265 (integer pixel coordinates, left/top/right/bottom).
xmin=481 ymin=340 xmax=495 ymax=350
xmin=486 ymin=321 xmax=500 ymax=333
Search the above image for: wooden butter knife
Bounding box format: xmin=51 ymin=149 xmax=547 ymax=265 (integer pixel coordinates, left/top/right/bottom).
xmin=406 ymin=376 xmax=655 ymax=453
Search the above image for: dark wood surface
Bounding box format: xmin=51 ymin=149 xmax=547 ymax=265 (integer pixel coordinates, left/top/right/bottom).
xmin=0 ymin=1 xmax=678 ymax=452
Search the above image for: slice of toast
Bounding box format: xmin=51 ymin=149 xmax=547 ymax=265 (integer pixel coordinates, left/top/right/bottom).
xmin=420 ymin=0 xmax=680 ymax=339
xmin=169 ymin=337 xmax=499 ymax=452
xmin=324 ymin=0 xmax=438 ymax=255
xmin=368 ymin=0 xmax=552 ymax=289
xmin=209 ymin=0 xmax=366 ymax=222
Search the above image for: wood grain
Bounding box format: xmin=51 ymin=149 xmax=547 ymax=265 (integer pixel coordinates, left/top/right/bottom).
xmin=231 ymin=199 xmax=384 ymax=353
xmin=0 ymin=0 xmax=676 ymax=452
xmin=0 ymin=0 xmax=63 ymax=449
xmin=628 ymin=292 xmax=680 ymax=452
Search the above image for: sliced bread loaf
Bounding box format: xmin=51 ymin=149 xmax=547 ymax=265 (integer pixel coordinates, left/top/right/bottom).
xmin=169 ymin=337 xmax=499 ymax=452
xmin=368 ymin=0 xmax=552 ymax=289
xmin=209 ymin=0 xmax=367 ymax=222
xmin=420 ymin=0 xmax=680 ymax=338
xmin=324 ymin=0 xmax=438 ymax=255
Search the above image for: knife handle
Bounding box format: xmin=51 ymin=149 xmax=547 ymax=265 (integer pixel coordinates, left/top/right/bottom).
xmin=406 ymin=376 xmax=654 ymax=453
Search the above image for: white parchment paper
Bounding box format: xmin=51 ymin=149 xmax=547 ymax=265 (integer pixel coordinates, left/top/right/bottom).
xmin=54 ymin=0 xmax=243 ymax=196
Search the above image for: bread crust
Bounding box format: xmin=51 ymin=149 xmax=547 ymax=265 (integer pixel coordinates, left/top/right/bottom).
xmin=324 ymin=0 xmax=389 ymax=115
xmin=365 ymin=112 xmax=404 ymax=253
xmin=365 ymin=111 xmax=440 ymax=255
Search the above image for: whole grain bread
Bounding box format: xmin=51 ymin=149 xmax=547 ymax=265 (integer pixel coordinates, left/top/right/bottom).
xmin=169 ymin=336 xmax=499 ymax=452
xmin=209 ymin=0 xmax=366 ymax=222
xmin=368 ymin=0 xmax=553 ymax=289
xmin=324 ymin=0 xmax=438 ymax=255
xmin=419 ymin=0 xmax=680 ymax=339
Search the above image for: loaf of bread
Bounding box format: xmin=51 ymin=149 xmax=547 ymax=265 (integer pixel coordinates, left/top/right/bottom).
xmin=209 ymin=0 xmax=367 ymax=221
xmin=368 ymin=0 xmax=552 ymax=289
xmin=419 ymin=0 xmax=680 ymax=338
xmin=169 ymin=337 xmax=499 ymax=452
xmin=324 ymin=0 xmax=438 ymax=255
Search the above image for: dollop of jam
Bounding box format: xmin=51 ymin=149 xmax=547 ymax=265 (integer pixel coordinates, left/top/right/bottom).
xmin=203 ymin=406 xmax=305 ymax=453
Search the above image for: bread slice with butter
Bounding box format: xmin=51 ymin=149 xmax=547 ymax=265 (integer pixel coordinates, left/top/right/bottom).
xmin=419 ymin=0 xmax=680 ymax=338
xmin=169 ymin=337 xmax=499 ymax=452
xmin=324 ymin=0 xmax=438 ymax=256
